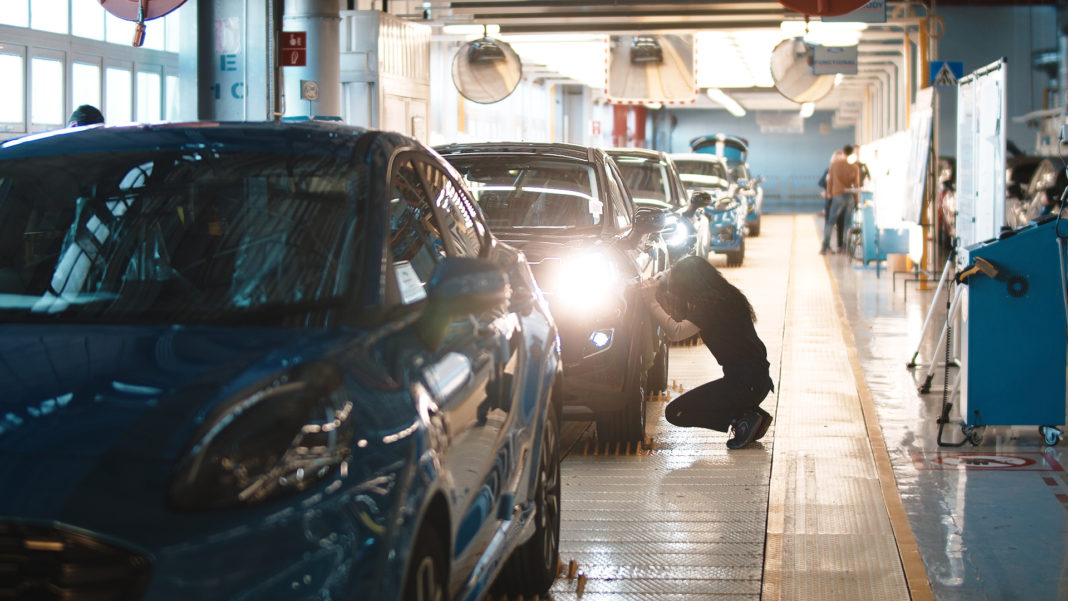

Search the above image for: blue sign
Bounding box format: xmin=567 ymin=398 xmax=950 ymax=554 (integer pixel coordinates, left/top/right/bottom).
xmin=929 ymin=61 xmax=964 ymax=87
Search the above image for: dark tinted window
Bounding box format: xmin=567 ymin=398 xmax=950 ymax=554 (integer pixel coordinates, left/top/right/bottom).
xmin=389 ymin=157 xmax=448 ymax=297
xmin=613 ymin=155 xmax=671 ymax=206
xmin=423 ymin=162 xmax=484 ymax=257
xmin=0 ymin=150 xmax=365 ymax=325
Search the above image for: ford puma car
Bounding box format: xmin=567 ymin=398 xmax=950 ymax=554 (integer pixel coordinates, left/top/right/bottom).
xmin=438 ymin=142 xmax=669 ymax=441
xmin=607 ymin=148 xmax=711 ymax=264
xmin=672 ymin=152 xmax=747 ymax=266
xmin=690 ymin=133 xmax=764 ymax=236
xmin=0 ymin=122 xmax=561 ymax=601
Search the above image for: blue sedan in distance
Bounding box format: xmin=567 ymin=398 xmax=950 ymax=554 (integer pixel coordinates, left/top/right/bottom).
xmin=0 ymin=121 xmax=561 ymax=601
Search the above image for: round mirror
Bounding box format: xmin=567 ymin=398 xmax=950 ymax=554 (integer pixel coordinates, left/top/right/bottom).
xmin=452 ymin=37 xmax=522 ymax=104
xmin=769 ymin=38 xmax=836 ymax=104
xmin=99 ymin=0 xmax=187 ymax=20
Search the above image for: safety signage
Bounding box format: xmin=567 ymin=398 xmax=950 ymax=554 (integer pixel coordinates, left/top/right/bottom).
xmin=813 ymin=45 xmax=858 ymax=75
xmin=929 ymin=60 xmax=964 ymax=87
xmin=281 ymin=31 xmax=307 ymax=67
xmin=911 ymin=451 xmax=1063 ymax=471
xmin=822 ymin=0 xmax=887 ymax=23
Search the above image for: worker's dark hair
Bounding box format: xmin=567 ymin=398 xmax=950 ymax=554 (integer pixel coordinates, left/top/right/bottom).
xmin=68 ymin=104 xmax=104 ymax=127
xmin=665 ymin=255 xmax=756 ymax=322
xmin=842 ymin=144 xmax=855 ymax=156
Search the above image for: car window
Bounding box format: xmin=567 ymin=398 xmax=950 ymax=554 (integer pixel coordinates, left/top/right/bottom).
xmin=449 ymin=156 xmax=602 ymax=230
xmin=675 ymin=159 xmax=729 ymax=190
xmin=613 ymin=156 xmax=670 ymax=206
xmin=422 ymin=161 xmax=485 ymax=257
xmin=604 ymin=161 xmax=633 ymax=229
xmin=389 ymin=157 xmax=448 ymax=303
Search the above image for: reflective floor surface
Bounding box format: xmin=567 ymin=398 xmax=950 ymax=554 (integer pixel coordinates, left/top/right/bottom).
xmin=547 ymin=214 xmax=1066 ymax=601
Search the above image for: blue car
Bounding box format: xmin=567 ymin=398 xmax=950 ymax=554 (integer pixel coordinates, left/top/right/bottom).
xmin=671 ymin=153 xmax=746 ymax=266
xmin=690 ymin=134 xmax=764 ymax=236
xmin=0 ymin=122 xmax=561 ymax=601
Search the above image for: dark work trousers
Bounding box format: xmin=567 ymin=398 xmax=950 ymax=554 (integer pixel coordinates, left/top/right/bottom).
xmin=665 ymin=372 xmax=773 ymax=432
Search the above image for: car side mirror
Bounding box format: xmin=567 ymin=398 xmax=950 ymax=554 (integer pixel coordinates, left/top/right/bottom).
xmin=735 ymin=178 xmax=750 ymax=188
xmin=688 ymin=191 xmax=712 ymax=209
xmin=417 ymin=257 xmax=510 ymax=350
xmin=631 ymin=206 xmax=670 ymax=236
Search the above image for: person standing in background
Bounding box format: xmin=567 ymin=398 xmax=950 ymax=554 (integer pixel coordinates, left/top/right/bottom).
xmin=67 ymin=105 xmax=104 ymax=127
xmin=820 ymin=145 xmax=860 ymax=255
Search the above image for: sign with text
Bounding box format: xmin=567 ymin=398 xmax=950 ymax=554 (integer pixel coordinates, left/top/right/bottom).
xmin=812 ymin=45 xmax=858 ymax=75
xmin=281 ymin=31 xmax=307 ymax=67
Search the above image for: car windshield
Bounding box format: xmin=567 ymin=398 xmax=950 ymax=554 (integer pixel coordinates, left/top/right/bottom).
xmin=0 ymin=149 xmax=366 ymax=325
xmin=449 ymin=156 xmax=602 ymax=230
xmin=674 ymin=159 xmax=729 ymax=190
xmin=612 ymin=156 xmax=672 ymax=206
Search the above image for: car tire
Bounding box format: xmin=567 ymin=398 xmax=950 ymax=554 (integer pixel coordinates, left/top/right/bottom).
xmin=749 ymin=217 xmax=761 ymax=237
xmin=726 ymin=237 xmax=745 ymax=267
xmin=402 ymin=524 xmax=448 ymax=601
xmin=596 ymin=348 xmax=646 ymax=444
xmin=491 ymin=392 xmax=561 ymax=596
xmin=647 ymin=339 xmax=669 ymax=393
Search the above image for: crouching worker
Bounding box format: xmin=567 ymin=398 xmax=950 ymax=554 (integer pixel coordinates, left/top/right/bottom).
xmin=642 ymin=255 xmax=774 ymax=449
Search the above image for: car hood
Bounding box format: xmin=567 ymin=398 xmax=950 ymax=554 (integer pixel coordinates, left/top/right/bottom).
xmin=0 ymin=324 xmax=360 ymax=464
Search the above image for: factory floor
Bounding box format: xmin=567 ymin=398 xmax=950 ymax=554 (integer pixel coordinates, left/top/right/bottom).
xmin=548 ymin=214 xmax=1066 ymax=601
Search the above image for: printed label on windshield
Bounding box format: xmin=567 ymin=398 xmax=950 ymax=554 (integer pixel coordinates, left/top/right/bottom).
xmin=395 ymin=261 xmax=428 ymax=304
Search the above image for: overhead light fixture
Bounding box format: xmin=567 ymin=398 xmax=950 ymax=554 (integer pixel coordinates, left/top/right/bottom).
xmin=442 ymin=23 xmax=501 ymax=36
xmin=800 ymin=102 xmax=815 ymax=118
xmin=780 ymin=20 xmax=866 ymax=46
xmin=645 ymin=102 xmax=663 ymax=110
xmin=706 ymin=88 xmax=746 ymax=117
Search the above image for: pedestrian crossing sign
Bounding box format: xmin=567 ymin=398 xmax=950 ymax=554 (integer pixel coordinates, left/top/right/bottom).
xmin=929 ymin=61 xmax=964 ymax=87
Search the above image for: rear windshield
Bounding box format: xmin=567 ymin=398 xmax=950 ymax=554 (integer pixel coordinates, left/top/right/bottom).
xmin=0 ymin=149 xmax=366 ymax=325
xmin=447 ymin=156 xmax=602 ymax=230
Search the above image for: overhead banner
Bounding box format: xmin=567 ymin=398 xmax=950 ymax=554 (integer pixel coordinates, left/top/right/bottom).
xmin=956 ymin=58 xmax=1007 ymax=256
xmin=812 ymin=45 xmax=858 ymax=75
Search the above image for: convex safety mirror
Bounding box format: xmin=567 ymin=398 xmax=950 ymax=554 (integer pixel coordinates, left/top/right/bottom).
xmin=452 ymin=37 xmax=523 ymax=104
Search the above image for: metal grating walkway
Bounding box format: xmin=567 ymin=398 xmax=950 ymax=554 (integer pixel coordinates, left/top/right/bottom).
xmin=546 ymin=215 xmax=929 ymax=601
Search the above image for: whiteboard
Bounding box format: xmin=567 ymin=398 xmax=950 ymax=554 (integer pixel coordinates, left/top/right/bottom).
xmin=955 ymin=59 xmax=1006 ymax=260
xmin=903 ymin=87 xmax=933 ymax=224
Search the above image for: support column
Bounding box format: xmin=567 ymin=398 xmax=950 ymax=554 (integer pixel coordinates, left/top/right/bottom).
xmin=612 ymin=104 xmax=629 ymax=147
xmin=632 ymin=105 xmax=647 ymax=148
xmin=282 ymin=0 xmax=341 ymax=118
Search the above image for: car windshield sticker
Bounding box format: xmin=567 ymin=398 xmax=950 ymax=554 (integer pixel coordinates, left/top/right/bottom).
xmin=395 ymin=261 xmax=428 ymax=304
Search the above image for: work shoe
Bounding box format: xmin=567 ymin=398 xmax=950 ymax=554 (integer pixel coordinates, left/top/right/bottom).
xmin=752 ymin=407 xmax=772 ymax=441
xmin=726 ymin=411 xmax=763 ymax=449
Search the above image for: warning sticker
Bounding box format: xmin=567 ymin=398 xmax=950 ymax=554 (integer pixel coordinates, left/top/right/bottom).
xmin=911 ymin=451 xmax=1063 ymax=471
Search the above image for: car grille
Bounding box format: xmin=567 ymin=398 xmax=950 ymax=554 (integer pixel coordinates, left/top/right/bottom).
xmin=0 ymin=523 xmax=150 ymax=601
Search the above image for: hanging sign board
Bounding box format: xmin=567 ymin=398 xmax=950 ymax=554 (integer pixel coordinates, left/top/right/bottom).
xmin=100 ymin=0 xmax=187 ymax=20
xmin=281 ymin=31 xmax=307 ymax=67
xmin=821 ymin=0 xmax=887 ymax=22
xmin=930 ymin=60 xmax=964 ymax=87
xmin=779 ymin=0 xmax=871 ymax=17
xmin=812 ymin=45 xmax=858 ymax=75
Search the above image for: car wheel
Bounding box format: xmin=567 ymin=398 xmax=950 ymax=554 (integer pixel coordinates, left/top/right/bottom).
xmin=402 ymin=525 xmax=448 ymax=601
xmin=749 ymin=217 xmax=761 ymax=237
xmin=726 ymin=237 xmax=745 ymax=267
xmin=596 ymin=349 xmax=646 ymax=444
xmin=492 ymin=393 xmax=561 ymax=596
xmin=646 ymin=339 xmax=669 ymax=393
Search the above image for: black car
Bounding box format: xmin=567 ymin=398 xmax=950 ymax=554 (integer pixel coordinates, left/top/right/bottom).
xmin=468 ymin=37 xmax=507 ymax=63
xmin=629 ymin=36 xmax=664 ymax=64
xmin=437 ymin=142 xmax=670 ymax=443
xmin=607 ymin=147 xmax=711 ymax=264
xmin=0 ymin=121 xmax=563 ymax=601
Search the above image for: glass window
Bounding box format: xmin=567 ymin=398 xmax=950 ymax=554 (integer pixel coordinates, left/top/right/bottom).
xmin=423 ymin=163 xmax=483 ymax=257
xmin=105 ymin=10 xmax=131 ymax=46
xmin=0 ymin=54 xmax=25 ymax=127
xmin=31 ymin=0 xmax=68 ymax=34
xmin=72 ymin=62 xmax=101 ymax=112
xmin=71 ymin=0 xmax=105 ymax=40
xmin=389 ymin=158 xmax=447 ymax=297
xmin=604 ymin=162 xmax=632 ymax=229
xmin=136 ymin=70 xmax=161 ymax=122
xmin=0 ymin=0 xmax=29 ymax=27
xmin=30 ymin=57 xmax=64 ymax=126
xmin=105 ymin=67 xmax=132 ymax=123
xmin=164 ymin=74 xmax=179 ymax=121
xmin=164 ymin=12 xmax=181 ymax=53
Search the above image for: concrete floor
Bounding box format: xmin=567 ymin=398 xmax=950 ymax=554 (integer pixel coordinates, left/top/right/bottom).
xmin=549 ymin=214 xmax=1067 ymax=600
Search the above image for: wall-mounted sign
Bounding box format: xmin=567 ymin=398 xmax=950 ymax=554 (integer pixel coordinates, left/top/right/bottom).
xmin=930 ymin=60 xmax=964 ymax=87
xmin=822 ymin=0 xmax=887 ymax=22
xmin=812 ymin=45 xmax=858 ymax=75
xmin=282 ymin=31 xmax=307 ymax=67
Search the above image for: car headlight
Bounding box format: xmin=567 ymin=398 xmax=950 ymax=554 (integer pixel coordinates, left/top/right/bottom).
xmin=551 ymin=252 xmax=619 ymax=311
xmin=169 ymin=363 xmax=354 ymax=511
xmin=665 ymin=222 xmax=691 ymax=247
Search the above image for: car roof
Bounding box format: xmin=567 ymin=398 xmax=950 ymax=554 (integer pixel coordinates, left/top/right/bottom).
xmin=605 ymin=147 xmax=666 ymax=160
xmin=435 ymin=141 xmax=596 ymax=163
xmin=670 ymin=152 xmax=728 ymax=164
xmin=0 ymin=120 xmax=405 ymax=161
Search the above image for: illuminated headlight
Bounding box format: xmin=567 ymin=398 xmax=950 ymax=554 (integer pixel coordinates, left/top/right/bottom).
xmin=665 ymin=221 xmax=691 ymax=247
xmin=588 ymin=328 xmax=614 ymax=351
xmin=551 ymin=252 xmax=620 ymax=310
xmin=169 ymin=364 xmax=354 ymax=511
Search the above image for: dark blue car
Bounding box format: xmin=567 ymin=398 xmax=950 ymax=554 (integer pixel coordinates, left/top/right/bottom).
xmin=0 ymin=121 xmax=561 ymax=601
xmin=671 ymin=153 xmax=746 ymax=266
